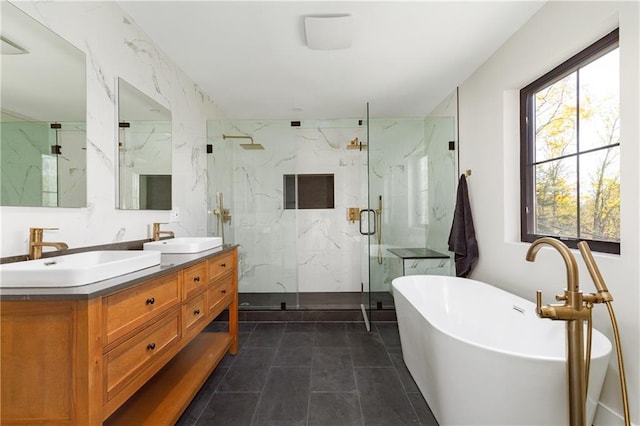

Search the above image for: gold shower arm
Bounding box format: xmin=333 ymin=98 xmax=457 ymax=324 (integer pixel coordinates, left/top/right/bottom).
xmin=222 ymin=134 xmax=264 ymax=150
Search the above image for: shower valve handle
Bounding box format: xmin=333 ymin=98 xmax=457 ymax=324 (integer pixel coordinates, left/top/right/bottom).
xmin=536 ymin=290 xmax=560 ymax=320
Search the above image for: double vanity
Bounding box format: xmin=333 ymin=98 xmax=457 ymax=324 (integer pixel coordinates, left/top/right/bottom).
xmin=0 ymin=239 xmax=237 ymax=425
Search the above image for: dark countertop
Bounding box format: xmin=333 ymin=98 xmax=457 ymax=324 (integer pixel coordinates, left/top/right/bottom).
xmin=386 ymin=247 xmax=450 ymax=259
xmin=0 ymin=245 xmax=238 ymax=301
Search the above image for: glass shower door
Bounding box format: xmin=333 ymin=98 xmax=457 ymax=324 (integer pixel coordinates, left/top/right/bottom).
xmin=206 ymin=120 xmax=299 ymax=310
xmin=365 ymin=96 xmax=458 ymax=321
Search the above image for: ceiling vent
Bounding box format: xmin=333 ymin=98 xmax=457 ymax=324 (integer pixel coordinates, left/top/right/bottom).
xmin=304 ymin=15 xmax=353 ymax=50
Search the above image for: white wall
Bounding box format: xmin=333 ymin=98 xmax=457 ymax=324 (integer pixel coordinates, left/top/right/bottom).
xmin=458 ymin=2 xmax=639 ymax=424
xmin=0 ymin=1 xmax=223 ymax=257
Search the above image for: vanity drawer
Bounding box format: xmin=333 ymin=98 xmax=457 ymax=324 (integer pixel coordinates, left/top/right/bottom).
xmin=208 ymin=253 xmax=234 ymax=282
xmin=208 ymin=274 xmax=234 ymax=316
xmin=183 ymin=262 xmax=207 ymax=299
xmin=104 ymin=309 xmax=180 ymax=402
xmin=103 ymin=273 xmax=180 ymax=346
xmin=182 ymin=293 xmax=207 ymax=337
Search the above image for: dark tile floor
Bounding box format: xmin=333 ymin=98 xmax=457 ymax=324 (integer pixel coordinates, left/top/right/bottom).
xmin=177 ymin=321 xmax=438 ymax=426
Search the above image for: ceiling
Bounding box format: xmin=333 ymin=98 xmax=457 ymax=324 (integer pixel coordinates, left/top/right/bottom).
xmin=118 ymin=1 xmax=545 ymax=120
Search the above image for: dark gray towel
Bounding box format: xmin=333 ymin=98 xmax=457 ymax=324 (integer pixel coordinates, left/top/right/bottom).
xmin=448 ymin=174 xmax=478 ymax=277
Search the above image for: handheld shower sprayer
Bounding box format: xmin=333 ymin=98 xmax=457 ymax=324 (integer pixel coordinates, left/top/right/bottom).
xmin=213 ymin=192 xmax=231 ymax=244
xmin=577 ymin=241 xmax=630 ymax=426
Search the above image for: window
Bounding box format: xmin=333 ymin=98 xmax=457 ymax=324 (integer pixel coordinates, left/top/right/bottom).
xmin=520 ymin=29 xmax=620 ymax=254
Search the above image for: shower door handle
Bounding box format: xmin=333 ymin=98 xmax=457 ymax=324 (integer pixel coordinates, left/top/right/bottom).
xmin=359 ymin=209 xmax=376 ymax=235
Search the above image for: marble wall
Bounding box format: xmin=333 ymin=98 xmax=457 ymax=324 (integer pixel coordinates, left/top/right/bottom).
xmin=209 ymin=117 xmax=456 ymax=295
xmin=209 ymin=119 xmax=366 ymax=294
xmin=118 ymin=121 xmax=172 ymax=210
xmin=56 ymin=126 xmax=87 ymax=207
xmin=1 ymin=2 xmax=222 ymax=257
xmin=1 ymin=121 xmax=86 ymax=208
xmin=368 ymin=119 xmax=430 ymax=291
xmin=424 ymin=92 xmax=458 ymax=275
xmin=2 ymin=122 xmax=52 ymax=207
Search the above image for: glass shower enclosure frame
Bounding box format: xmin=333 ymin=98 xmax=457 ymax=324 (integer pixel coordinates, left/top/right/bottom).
xmin=206 ymin=93 xmax=457 ymax=324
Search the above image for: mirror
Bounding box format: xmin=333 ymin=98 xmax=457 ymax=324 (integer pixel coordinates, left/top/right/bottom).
xmin=0 ymin=2 xmax=87 ymax=208
xmin=117 ymin=78 xmax=172 ymax=210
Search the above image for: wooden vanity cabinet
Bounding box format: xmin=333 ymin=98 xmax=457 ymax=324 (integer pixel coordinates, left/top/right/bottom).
xmin=0 ymin=248 xmax=238 ymax=426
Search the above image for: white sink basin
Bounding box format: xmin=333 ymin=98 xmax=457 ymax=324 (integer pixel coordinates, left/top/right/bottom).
xmin=0 ymin=250 xmax=161 ymax=288
xmin=143 ymin=237 xmax=223 ymax=254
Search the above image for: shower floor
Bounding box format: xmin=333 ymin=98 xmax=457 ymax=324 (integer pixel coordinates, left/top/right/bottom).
xmin=239 ymin=291 xmax=395 ymax=311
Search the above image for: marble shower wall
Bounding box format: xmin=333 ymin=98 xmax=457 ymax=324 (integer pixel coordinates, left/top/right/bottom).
xmin=56 ymin=127 xmax=87 ymax=208
xmin=118 ymin=121 xmax=172 ymax=210
xmin=367 ymin=119 xmax=430 ymax=291
xmin=424 ymin=116 xmax=456 ymax=256
xmin=209 ymin=120 xmax=366 ymax=294
xmin=1 ymin=122 xmax=86 ymax=208
xmin=1 ymin=2 xmax=222 ymax=257
xmin=424 ymin=90 xmax=458 ymax=276
xmin=2 ymin=122 xmax=53 ymax=206
xmin=209 ymin=117 xmax=455 ymax=294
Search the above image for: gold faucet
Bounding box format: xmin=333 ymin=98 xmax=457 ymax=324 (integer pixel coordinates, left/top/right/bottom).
xmin=213 ymin=192 xmax=231 ymax=244
xmin=28 ymin=227 xmax=68 ymax=260
xmin=526 ymin=237 xmax=588 ymax=426
xmin=528 ymin=238 xmax=631 ymax=426
xmin=152 ymin=222 xmax=175 ymax=241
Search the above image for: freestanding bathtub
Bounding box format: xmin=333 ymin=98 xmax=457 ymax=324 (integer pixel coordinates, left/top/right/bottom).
xmin=392 ymin=275 xmax=612 ymax=426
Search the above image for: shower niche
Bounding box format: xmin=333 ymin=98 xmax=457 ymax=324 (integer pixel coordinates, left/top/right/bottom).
xmin=283 ymin=174 xmax=335 ymax=210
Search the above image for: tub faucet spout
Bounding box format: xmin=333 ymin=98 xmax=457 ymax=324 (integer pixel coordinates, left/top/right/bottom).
xmin=526 ymin=237 xmax=579 ymax=292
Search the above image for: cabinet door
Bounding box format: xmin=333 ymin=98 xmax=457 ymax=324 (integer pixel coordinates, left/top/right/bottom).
xmin=103 ymin=273 xmax=180 ymax=346
xmin=1 ymin=301 xmax=77 ymax=422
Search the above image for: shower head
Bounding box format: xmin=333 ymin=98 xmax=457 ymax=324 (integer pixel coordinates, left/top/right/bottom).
xmin=223 ymin=134 xmax=264 ymax=150
xmin=239 ymin=143 xmax=264 ymax=150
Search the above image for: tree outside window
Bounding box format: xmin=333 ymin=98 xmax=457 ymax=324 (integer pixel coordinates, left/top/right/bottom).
xmin=521 ymin=29 xmax=620 ymax=254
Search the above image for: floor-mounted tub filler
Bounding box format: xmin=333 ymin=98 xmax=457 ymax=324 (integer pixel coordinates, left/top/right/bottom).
xmin=392 ymin=274 xmax=611 ymax=426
